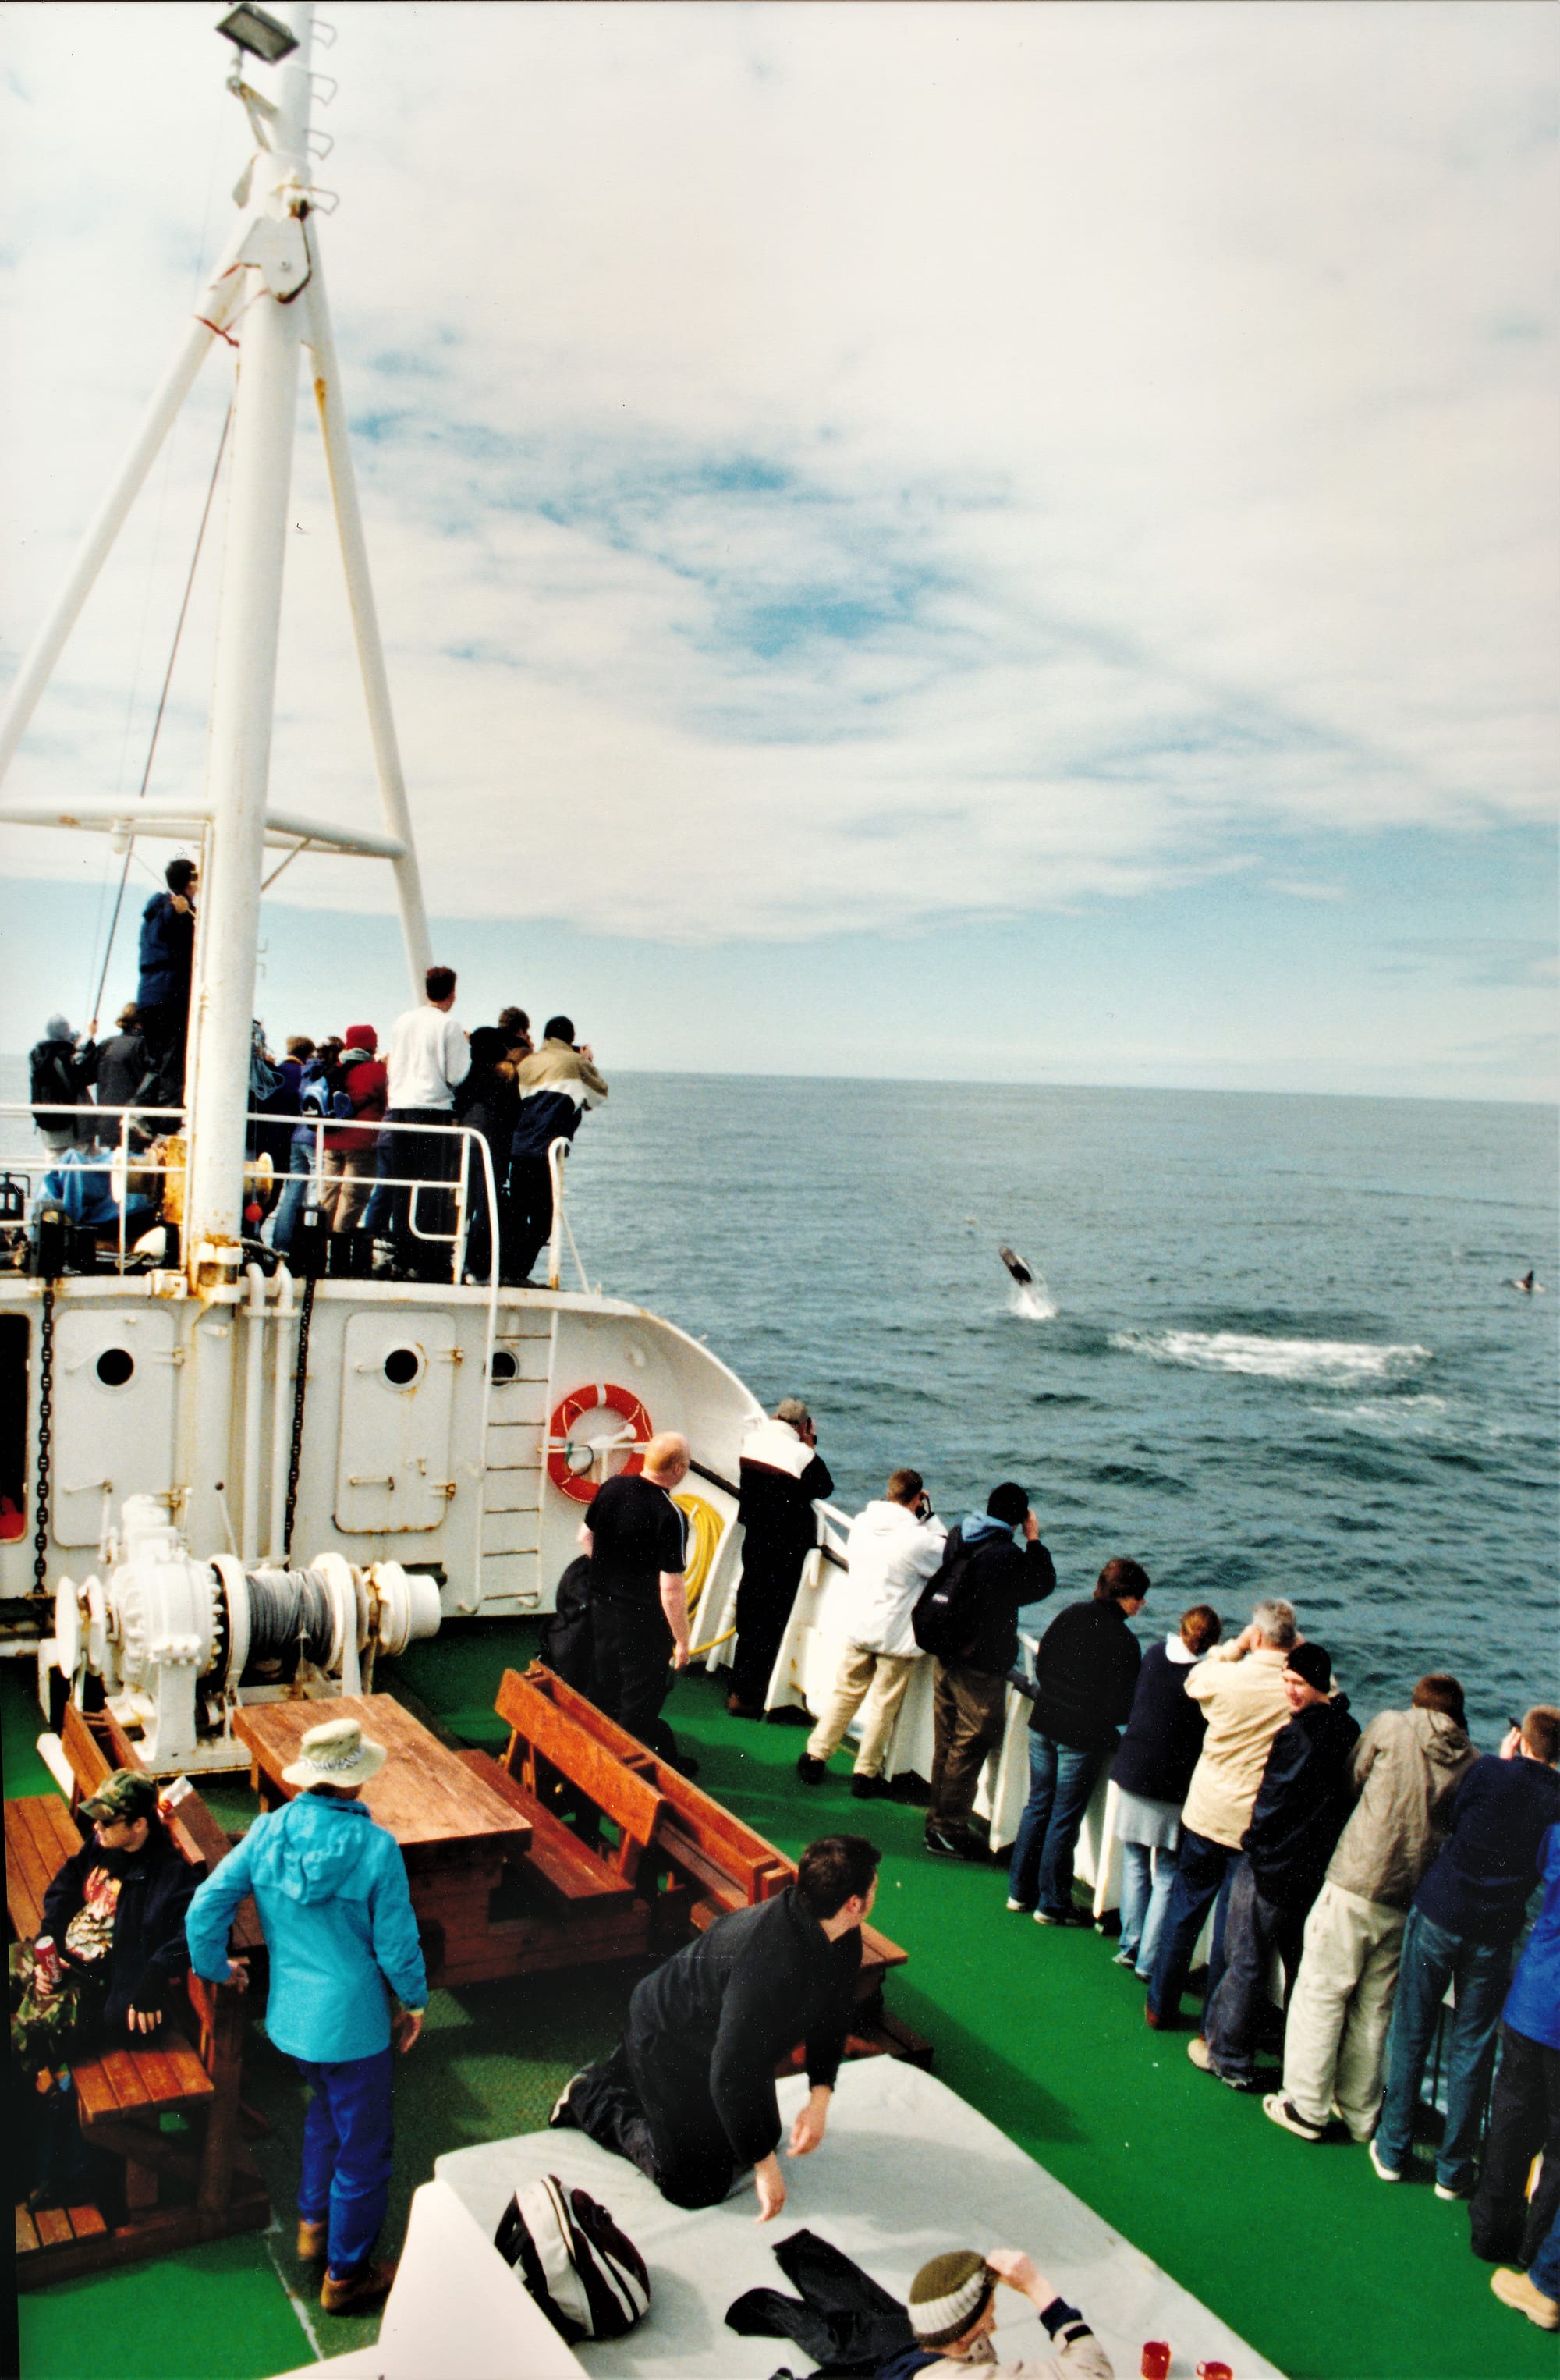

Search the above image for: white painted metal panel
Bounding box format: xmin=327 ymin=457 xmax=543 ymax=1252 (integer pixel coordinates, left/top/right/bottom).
xmin=480 ymin=1508 xmax=541 ymax=1557
xmin=335 ymin=1311 xmax=458 ymax=1534
xmin=485 ymin=1378 xmax=547 ymax=1425
xmin=52 ymin=1308 xmax=179 ymax=1547
xmin=484 ymin=1470 xmax=541 ymax=1516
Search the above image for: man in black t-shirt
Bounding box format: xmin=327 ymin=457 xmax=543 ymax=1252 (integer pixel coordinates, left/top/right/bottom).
xmin=581 ymin=1431 xmax=693 ymax=1758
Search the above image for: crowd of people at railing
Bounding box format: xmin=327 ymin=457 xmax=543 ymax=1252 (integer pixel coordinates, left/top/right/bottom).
xmin=25 ymin=864 xmax=607 ymax=1284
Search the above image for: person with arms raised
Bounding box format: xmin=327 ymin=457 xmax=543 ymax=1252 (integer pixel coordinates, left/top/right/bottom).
xmin=919 ymin=1483 xmax=1056 ymax=1862
xmin=797 ymin=1467 xmax=945 ymax=1799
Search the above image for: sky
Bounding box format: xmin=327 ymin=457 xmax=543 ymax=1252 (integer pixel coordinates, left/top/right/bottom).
xmin=1 ymin=2 xmax=1556 ymax=1098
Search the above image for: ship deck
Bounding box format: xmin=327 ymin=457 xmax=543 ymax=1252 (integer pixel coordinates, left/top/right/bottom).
xmin=5 ymin=1627 xmax=1545 ymax=2380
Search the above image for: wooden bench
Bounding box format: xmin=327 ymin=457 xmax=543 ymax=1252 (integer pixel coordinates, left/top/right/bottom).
xmin=6 ymin=1708 xmax=268 ymax=2288
xmin=513 ymin=1664 xmax=931 ymax=2068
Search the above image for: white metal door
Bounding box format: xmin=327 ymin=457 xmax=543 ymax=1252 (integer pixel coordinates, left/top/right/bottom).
xmin=52 ymin=1308 xmax=179 ymax=1547
xmin=335 ymin=1311 xmax=458 ymax=1534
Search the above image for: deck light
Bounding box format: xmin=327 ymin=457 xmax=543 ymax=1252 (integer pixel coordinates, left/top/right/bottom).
xmin=216 ymin=5 xmax=299 ymax=66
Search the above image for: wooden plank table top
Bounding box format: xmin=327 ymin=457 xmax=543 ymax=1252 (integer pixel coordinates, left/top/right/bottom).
xmin=232 ymin=1696 xmax=532 ymax=1867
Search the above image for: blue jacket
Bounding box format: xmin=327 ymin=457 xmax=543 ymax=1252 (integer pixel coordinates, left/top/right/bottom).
xmin=186 ymin=1794 xmax=427 ymax=2062
xmin=136 ymin=890 xmax=195 ymax=1006
xmin=1505 ymin=1824 xmax=1560 ymax=2049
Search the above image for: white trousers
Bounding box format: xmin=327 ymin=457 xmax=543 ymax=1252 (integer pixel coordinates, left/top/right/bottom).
xmin=806 ymin=1646 xmax=920 ymax=1777
xmin=1282 ymin=1880 xmax=1406 ymax=2137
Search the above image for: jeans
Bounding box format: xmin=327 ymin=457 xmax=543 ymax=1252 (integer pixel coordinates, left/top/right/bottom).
xmin=1374 ymin=1905 xmax=1511 ymax=2191
xmin=270 ymin=1126 xmax=318 ymax=1254
xmin=1531 ymin=2203 xmax=1560 ymax=2303
xmin=1147 ymin=1827 xmax=1236 ymax=2022
xmin=1006 ymin=1733 xmax=1109 ymax=1917
xmin=1119 ymin=1839 xmax=1179 ymax=1977
xmin=296 ymin=2047 xmax=395 ymax=2276
xmin=1202 ymin=1857 xmax=1304 ymax=2081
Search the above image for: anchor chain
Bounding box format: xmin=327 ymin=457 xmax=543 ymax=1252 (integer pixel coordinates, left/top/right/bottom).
xmin=282 ymin=1275 xmax=316 ymax=1563
xmin=32 ymin=1284 xmax=55 ymax=1598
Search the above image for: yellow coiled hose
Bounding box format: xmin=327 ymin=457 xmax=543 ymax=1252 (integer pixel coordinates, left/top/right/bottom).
xmin=672 ymin=1492 xmax=732 ymax=1655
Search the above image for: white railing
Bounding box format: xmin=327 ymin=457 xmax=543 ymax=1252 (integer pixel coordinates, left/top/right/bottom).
xmin=0 ymin=1101 xmax=516 ymax=1290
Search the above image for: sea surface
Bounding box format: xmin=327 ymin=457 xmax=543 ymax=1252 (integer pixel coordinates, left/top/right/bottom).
xmin=569 ymin=1076 xmax=1558 ymax=1752
xmin=3 ymin=1059 xmax=1554 ymax=1747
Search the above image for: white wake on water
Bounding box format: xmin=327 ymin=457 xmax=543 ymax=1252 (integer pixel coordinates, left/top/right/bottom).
xmin=1009 ymin=1280 xmax=1058 ymax=1322
xmin=1112 ymin=1328 xmax=1431 ymax=1385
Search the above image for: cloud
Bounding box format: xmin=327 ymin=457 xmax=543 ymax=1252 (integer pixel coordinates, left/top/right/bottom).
xmin=1 ymin=2 xmax=1556 ymax=959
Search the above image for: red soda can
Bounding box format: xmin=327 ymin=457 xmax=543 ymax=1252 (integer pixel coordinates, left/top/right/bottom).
xmin=34 ymin=1936 xmax=62 ymax=1991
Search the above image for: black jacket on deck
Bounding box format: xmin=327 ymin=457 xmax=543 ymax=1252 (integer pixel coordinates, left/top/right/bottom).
xmin=1026 ymin=1598 xmax=1142 ymax=1753
xmin=933 ymin=1522 xmax=1056 ymax=1676
xmin=626 ymin=1887 xmax=860 ymax=2169
xmin=40 ymin=1821 xmax=197 ymax=2031
xmin=1112 ymin=1642 xmax=1209 ymax=1804
xmin=736 ymin=1455 xmax=835 ymax=1580
xmin=1243 ymin=1695 xmax=1362 ymax=1911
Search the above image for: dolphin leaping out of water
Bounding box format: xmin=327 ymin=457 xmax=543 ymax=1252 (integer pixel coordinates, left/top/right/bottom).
xmin=998 ymin=1245 xmax=1034 ymax=1286
xmin=1505 ymin=1269 xmax=1543 ymax=1294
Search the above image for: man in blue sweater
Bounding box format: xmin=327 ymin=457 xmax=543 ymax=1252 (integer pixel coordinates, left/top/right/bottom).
xmin=1470 ymin=1815 xmax=1560 ymax=2298
xmin=186 ymin=1716 xmax=427 ymax=2316
xmin=1372 ymin=1704 xmax=1560 ymax=2197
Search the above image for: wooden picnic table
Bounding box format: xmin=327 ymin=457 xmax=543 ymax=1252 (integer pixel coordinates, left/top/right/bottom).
xmin=232 ymin=1695 xmax=533 ymax=1986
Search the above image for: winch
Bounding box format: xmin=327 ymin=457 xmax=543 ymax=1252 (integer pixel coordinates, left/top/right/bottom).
xmin=47 ymin=1493 xmax=441 ymax=1768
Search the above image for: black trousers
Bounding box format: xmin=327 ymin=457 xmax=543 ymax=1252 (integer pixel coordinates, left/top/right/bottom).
xmin=730 ymin=1552 xmax=803 ymax=1710
xmin=137 ymin=997 xmax=189 ymax=1114
xmin=1470 ymin=2021 xmax=1560 ymax=2266
xmin=506 ymin=1155 xmax=554 ymax=1283
xmin=568 ymin=2038 xmax=740 ymax=2211
xmin=380 ymin=1107 xmax=457 ymax=1279
xmin=591 ymin=1600 xmax=675 ymax=1760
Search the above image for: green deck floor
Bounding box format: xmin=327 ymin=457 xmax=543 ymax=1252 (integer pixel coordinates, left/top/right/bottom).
xmin=5 ymin=1637 xmax=1555 ymax=2380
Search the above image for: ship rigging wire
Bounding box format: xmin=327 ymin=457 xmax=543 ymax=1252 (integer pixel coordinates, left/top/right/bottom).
xmin=86 ymin=394 xmax=235 ymax=1035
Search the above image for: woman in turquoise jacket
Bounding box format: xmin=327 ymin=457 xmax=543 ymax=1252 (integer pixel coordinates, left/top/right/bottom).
xmin=186 ymin=1716 xmax=427 ymax=2317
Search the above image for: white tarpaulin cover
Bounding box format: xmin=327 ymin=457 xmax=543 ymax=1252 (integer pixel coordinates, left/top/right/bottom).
xmin=434 ymin=2057 xmax=1283 ymax=2378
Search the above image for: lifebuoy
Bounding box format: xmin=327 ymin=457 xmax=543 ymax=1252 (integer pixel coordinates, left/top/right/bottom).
xmin=545 ymin=1382 xmax=654 ymax=1504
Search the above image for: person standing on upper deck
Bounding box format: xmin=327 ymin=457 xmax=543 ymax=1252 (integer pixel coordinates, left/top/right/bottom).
xmin=136 ymin=856 xmax=197 ymax=1112
xmin=186 ymin=1715 xmax=427 ymax=2320
xmin=373 ymin=963 xmax=469 ymax=1279
xmin=796 ymin=1468 xmax=946 ymax=1798
xmin=728 ymin=1400 xmax=835 ymax=1719
xmin=1144 ymin=1598 xmax=1298 ymax=2028
xmin=505 ymin=1015 xmax=608 ymax=1284
xmin=920 ymin=1484 xmax=1056 ymax=1863
xmin=580 ymin=1431 xmax=693 ymax=1766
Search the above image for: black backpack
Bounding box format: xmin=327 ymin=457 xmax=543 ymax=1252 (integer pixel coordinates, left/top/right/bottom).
xmin=911 ymin=1536 xmax=984 ymax=1660
xmin=538 ymin=1555 xmax=594 ymax=1692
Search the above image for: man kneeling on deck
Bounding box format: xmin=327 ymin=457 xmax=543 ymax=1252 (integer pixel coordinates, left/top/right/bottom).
xmin=186 ymin=1717 xmax=428 ymax=2318
xmin=553 ymin=1834 xmax=879 ymax=2219
xmin=879 ymin=2249 xmax=1112 ymax=2378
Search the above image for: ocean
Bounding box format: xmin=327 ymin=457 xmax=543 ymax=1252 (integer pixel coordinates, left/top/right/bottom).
xmin=569 ymin=1075 xmax=1558 ymax=1751
xmin=4 ymin=1055 xmax=1554 ymax=1747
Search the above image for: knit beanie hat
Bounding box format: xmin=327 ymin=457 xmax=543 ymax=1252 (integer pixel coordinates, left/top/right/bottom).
xmin=908 ymin=2251 xmax=994 ymax=2347
xmin=1285 ymin=1641 xmax=1332 ymax=1694
xmin=343 ymin=1023 xmax=377 ymax=1055
xmin=986 ymin=1481 xmax=1028 ymax=1530
xmin=45 ymin=1015 xmax=73 ymax=1044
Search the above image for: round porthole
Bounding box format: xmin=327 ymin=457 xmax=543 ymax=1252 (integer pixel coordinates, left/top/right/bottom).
xmin=490 ymin=1350 xmax=517 ymax=1383
xmin=383 ymin=1346 xmax=422 ymax=1388
xmin=96 ymin=1347 xmax=135 ymax=1388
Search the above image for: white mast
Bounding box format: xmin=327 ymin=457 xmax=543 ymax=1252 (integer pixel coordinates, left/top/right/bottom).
xmin=183 ymin=2 xmax=316 ymax=1266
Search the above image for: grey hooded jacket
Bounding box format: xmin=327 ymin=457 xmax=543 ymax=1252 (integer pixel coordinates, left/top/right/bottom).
xmin=1326 ymin=1705 xmax=1477 ymax=1910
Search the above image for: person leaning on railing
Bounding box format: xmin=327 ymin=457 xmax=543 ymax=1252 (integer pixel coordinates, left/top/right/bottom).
xmin=365 ymin=963 xmax=470 ymax=1280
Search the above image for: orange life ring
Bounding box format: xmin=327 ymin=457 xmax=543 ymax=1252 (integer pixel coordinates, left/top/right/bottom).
xmin=545 ymin=1382 xmax=654 ymax=1504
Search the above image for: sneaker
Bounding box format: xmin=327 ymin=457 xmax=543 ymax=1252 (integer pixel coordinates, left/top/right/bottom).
xmin=1006 ymin=1897 xmax=1035 ymax=1914
xmin=296 ymin=2218 xmax=328 ymax=2261
xmin=849 ymin=1772 xmax=892 ymax=1800
xmin=321 ymin=2259 xmax=397 ymax=2316
xmin=1034 ymin=1906 xmax=1088 ymax=1927
xmin=1112 ymin=1947 xmax=1137 ymax=1967
xmin=1143 ymin=2002 xmax=1164 ymax=2031
xmin=1491 ymin=2268 xmax=1560 ymax=2330
xmin=549 ymin=2071 xmax=587 ymax=2129
xmin=796 ymin=1754 xmax=827 ymax=1785
xmin=1434 ymin=2180 xmax=1473 ymax=2202
xmin=1187 ymin=2036 xmax=1214 ymax=2072
xmin=924 ymin=1826 xmax=982 ymax=1861
xmin=1262 ymin=2093 xmax=1325 ymax=2142
xmin=1368 ymin=2136 xmax=1402 ymax=2183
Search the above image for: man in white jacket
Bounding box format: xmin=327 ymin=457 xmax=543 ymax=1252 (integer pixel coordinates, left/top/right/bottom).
xmin=797 ymin=1469 xmax=945 ymax=1800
